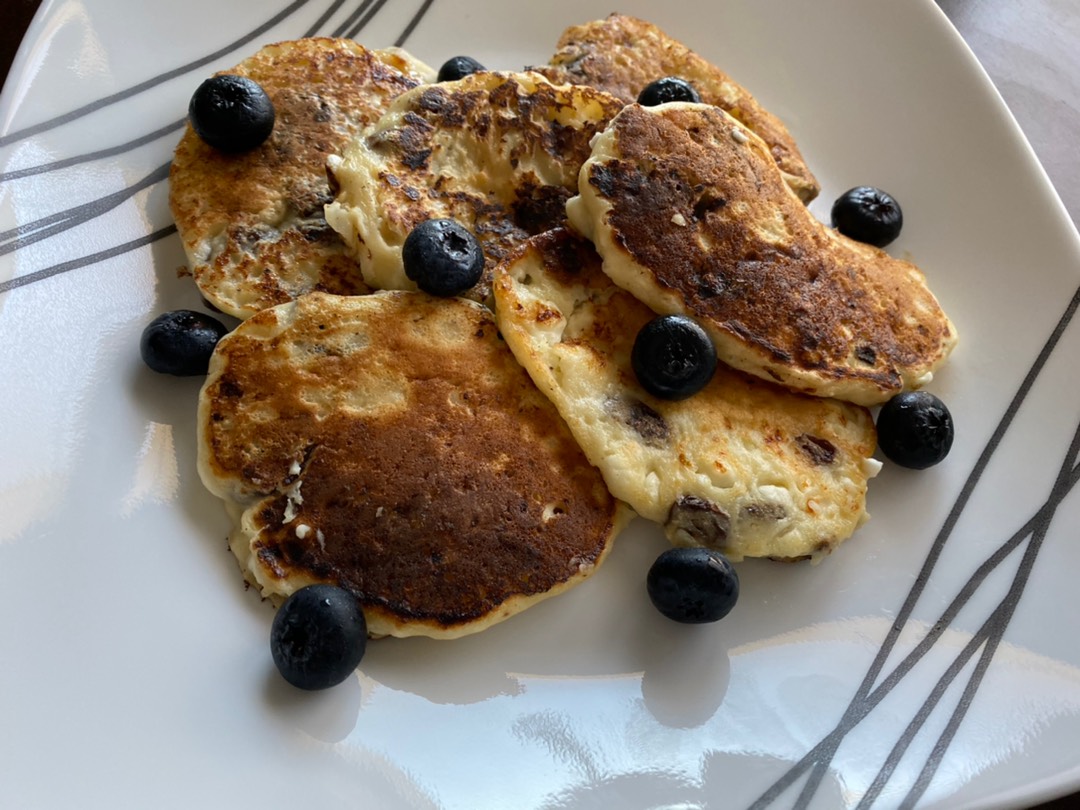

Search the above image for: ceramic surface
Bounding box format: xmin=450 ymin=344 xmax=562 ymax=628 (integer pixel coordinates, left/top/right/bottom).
xmin=3 ymin=1 xmax=1080 ymax=807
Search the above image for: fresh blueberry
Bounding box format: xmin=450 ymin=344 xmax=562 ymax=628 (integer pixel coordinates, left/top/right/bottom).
xmin=437 ymin=56 xmax=486 ymax=82
xmin=402 ymin=218 xmax=485 ymax=297
xmin=270 ymin=584 xmax=368 ymax=691
xmin=631 ymin=314 xmax=717 ymax=400
xmin=647 ymin=547 xmax=739 ymax=623
xmin=876 ymin=390 xmax=954 ymax=469
xmin=140 ymin=310 xmax=229 ymax=376
xmin=189 ymin=74 xmax=276 ymax=152
xmin=637 ymin=77 xmax=701 ymax=106
xmin=831 ymin=186 xmax=903 ymax=247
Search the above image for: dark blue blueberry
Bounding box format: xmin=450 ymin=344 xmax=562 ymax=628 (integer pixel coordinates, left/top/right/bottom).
xmin=402 ymin=219 xmax=485 ymax=297
xmin=631 ymin=314 xmax=717 ymax=400
xmin=637 ymin=77 xmax=701 ymax=106
xmin=271 ymin=585 xmax=368 ymax=691
xmin=647 ymin=547 xmax=739 ymax=624
xmin=189 ymin=74 xmax=275 ymax=152
xmin=876 ymin=390 xmax=954 ymax=469
xmin=140 ymin=310 xmax=229 ymax=376
xmin=831 ymin=186 xmax=903 ymax=247
xmin=437 ymin=56 xmax=486 ymax=82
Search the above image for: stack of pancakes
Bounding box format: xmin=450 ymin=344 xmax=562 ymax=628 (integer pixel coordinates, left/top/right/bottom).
xmin=170 ymin=15 xmax=956 ymax=640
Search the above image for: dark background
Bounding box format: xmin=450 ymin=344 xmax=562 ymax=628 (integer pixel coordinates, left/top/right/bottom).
xmin=1 ymin=0 xmax=38 ymax=81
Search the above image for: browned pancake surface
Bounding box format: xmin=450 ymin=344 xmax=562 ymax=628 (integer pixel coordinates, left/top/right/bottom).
xmin=324 ymin=71 xmax=624 ymax=305
xmin=170 ymin=38 xmax=431 ymax=319
xmin=537 ymin=14 xmax=819 ymax=202
xmin=571 ymin=104 xmax=956 ymax=406
xmin=198 ymin=292 xmax=627 ymax=637
xmin=494 ymin=229 xmax=878 ymax=562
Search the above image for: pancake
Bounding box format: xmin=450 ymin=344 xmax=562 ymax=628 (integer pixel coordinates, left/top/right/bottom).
xmin=197 ymin=291 xmax=630 ymax=639
xmin=492 ymin=229 xmax=879 ymax=562
xmin=169 ymin=38 xmax=434 ymax=320
xmin=535 ymin=13 xmax=819 ymax=202
xmin=567 ymin=103 xmax=957 ymax=407
xmin=324 ymin=70 xmax=624 ymax=305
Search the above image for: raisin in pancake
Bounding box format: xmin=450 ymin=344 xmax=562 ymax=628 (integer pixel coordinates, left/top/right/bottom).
xmin=197 ymin=291 xmax=630 ymax=639
xmin=536 ymin=14 xmax=819 ymax=202
xmin=493 ymin=229 xmax=879 ymax=562
xmin=567 ymin=103 xmax=957 ymax=407
xmin=169 ymin=38 xmax=434 ymax=320
xmin=324 ymin=71 xmax=623 ymax=305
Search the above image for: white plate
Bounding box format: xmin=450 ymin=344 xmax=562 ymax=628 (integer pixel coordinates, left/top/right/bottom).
xmin=3 ymin=1 xmax=1080 ymax=807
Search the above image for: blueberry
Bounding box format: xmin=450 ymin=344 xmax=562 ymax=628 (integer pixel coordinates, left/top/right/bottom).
xmin=140 ymin=310 xmax=229 ymax=376
xmin=270 ymin=585 xmax=368 ymax=690
xmin=437 ymin=56 xmax=486 ymax=82
xmin=402 ymin=218 xmax=485 ymax=297
xmin=637 ymin=77 xmax=701 ymax=106
xmin=876 ymin=390 xmax=954 ymax=469
xmin=631 ymin=314 xmax=717 ymax=400
xmin=647 ymin=547 xmax=739 ymax=623
xmin=189 ymin=74 xmax=275 ymax=152
xmin=831 ymin=186 xmax=903 ymax=247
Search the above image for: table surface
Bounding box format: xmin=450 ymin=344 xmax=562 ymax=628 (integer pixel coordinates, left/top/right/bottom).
xmin=1 ymin=1 xmax=1078 ymax=807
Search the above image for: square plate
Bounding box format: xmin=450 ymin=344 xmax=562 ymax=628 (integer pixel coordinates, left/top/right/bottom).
xmin=3 ymin=1 xmax=1080 ymax=807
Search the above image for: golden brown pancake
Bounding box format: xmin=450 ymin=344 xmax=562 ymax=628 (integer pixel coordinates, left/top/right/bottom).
xmin=536 ymin=14 xmax=819 ymax=202
xmin=324 ymin=70 xmax=624 ymax=305
xmin=493 ymin=229 xmax=879 ymax=562
xmin=169 ymin=38 xmax=434 ymax=320
xmin=567 ymin=103 xmax=957 ymax=407
xmin=197 ymin=291 xmax=630 ymax=638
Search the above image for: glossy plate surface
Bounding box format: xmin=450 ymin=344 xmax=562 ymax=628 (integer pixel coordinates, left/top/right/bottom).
xmin=3 ymin=1 xmax=1080 ymax=807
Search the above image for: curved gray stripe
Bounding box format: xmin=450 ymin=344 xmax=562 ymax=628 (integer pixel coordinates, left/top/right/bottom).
xmin=0 ymin=225 xmax=176 ymax=294
xmin=0 ymin=0 xmax=312 ymax=148
xmin=0 ymin=120 xmax=184 ymax=183
xmin=750 ymin=282 xmax=1080 ymax=807
xmin=0 ymin=0 xmax=431 ymax=293
xmin=0 ymin=163 xmax=170 ymax=255
xmin=394 ymin=0 xmax=435 ymax=46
